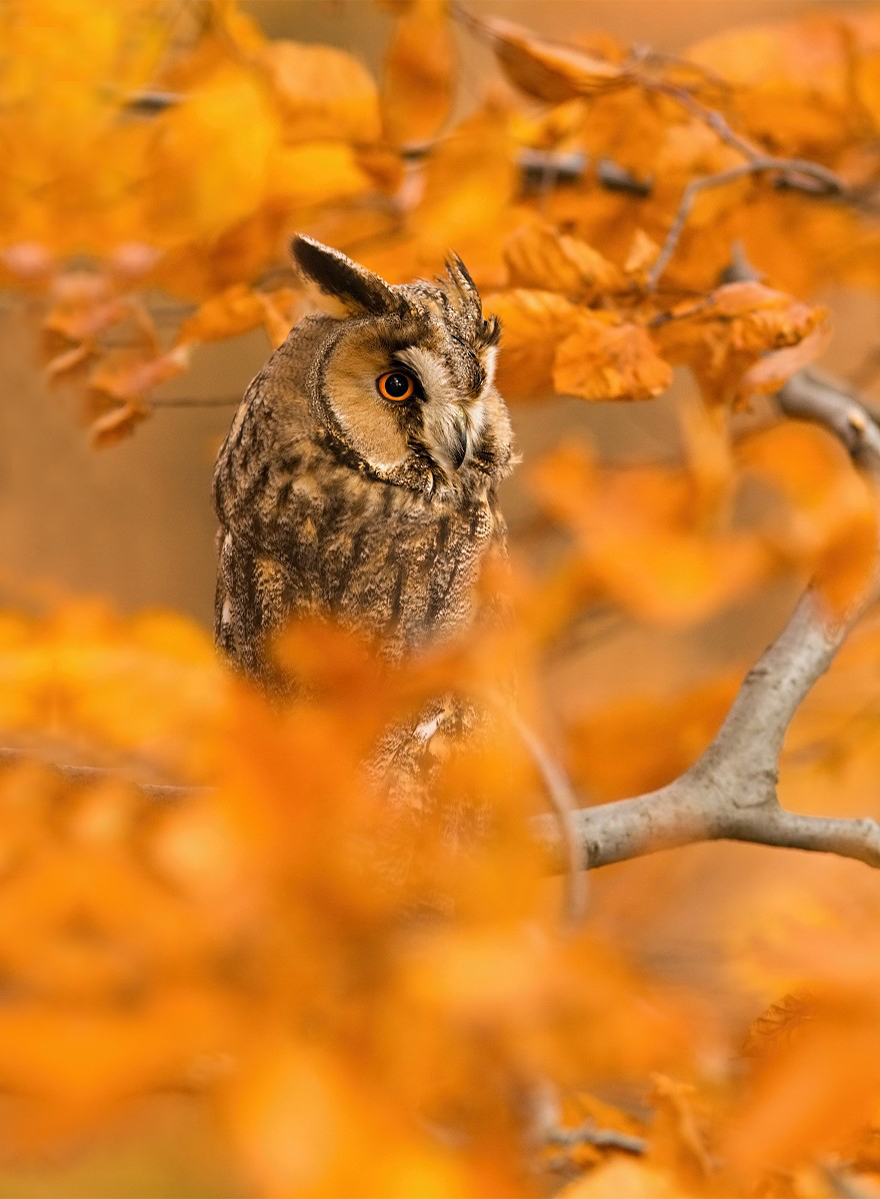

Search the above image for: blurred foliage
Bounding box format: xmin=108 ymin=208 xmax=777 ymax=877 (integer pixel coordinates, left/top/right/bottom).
xmin=3 ymin=0 xmax=880 ymax=1196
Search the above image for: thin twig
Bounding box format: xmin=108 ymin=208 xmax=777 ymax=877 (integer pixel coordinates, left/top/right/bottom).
xmin=647 ymin=158 xmax=846 ymax=289
xmin=151 ymin=396 xmax=239 ymax=409
xmin=511 ymin=714 xmax=588 ymax=928
xmin=545 ymin=1122 xmax=647 ymax=1155
xmin=0 ymin=748 xmax=198 ymax=801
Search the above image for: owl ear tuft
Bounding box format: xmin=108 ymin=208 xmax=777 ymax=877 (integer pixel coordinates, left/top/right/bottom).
xmin=291 ymin=235 xmax=396 ymax=316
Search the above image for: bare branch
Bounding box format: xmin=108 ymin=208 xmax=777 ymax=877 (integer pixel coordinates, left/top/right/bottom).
xmin=545 ymin=1123 xmax=647 ymax=1155
xmin=0 ymin=747 xmax=197 ymax=802
xmin=511 ymin=714 xmax=589 ymax=928
xmin=537 ymin=355 xmax=880 ymax=873
xmin=647 ymin=158 xmax=847 ymax=289
xmin=778 ymin=370 xmax=880 ymax=468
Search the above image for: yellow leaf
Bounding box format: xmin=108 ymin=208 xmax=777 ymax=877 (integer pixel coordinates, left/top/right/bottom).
xmin=462 ymin=11 xmax=630 ymax=102
xmin=381 ymin=0 xmax=454 ymax=146
xmin=259 ymin=40 xmax=381 ymax=144
xmin=151 ymin=64 xmax=280 ymax=243
xmin=411 ymin=106 xmax=518 ymax=279
xmin=269 ymin=142 xmax=372 ymax=206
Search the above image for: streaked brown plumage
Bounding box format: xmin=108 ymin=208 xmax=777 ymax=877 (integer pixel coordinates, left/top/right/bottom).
xmin=213 ymin=236 xmax=514 ymax=691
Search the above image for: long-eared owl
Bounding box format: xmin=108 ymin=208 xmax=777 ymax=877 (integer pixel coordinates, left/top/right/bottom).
xmin=213 ymin=236 xmax=514 ymax=690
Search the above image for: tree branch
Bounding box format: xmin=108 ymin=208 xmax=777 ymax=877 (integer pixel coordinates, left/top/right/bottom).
xmin=646 ymin=158 xmax=847 ymax=289
xmin=537 ymin=367 xmax=880 ymax=873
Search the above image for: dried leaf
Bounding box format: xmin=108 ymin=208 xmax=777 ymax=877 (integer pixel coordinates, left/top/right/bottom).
xmin=88 ymin=401 xmax=147 ymax=448
xmin=504 ymin=221 xmax=624 ymax=298
xmin=554 ymin=318 xmax=672 ymax=402
xmin=483 ymin=289 xmax=583 ymax=399
xmin=259 ymin=40 xmax=381 ymax=143
xmin=381 ymin=0 xmax=454 ymax=146
xmin=463 ymin=11 xmax=631 ymax=102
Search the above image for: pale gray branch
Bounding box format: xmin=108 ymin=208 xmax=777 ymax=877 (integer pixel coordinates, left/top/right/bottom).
xmin=537 ymin=364 xmax=880 ymax=874
xmin=778 ymin=370 xmax=880 ymax=468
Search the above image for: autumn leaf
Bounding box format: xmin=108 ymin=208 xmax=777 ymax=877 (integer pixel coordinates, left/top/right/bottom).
xmin=483 ymin=289 xmax=583 ymax=399
xmin=654 ymin=281 xmax=827 ymax=404
xmin=554 ymin=317 xmax=672 ymax=402
xmin=504 ymin=221 xmax=624 ymax=299
xmin=381 ymin=0 xmax=454 ymax=146
xmin=179 ymin=285 xmax=300 ymax=348
xmin=460 ymin=10 xmax=631 ymax=102
xmin=258 ymin=41 xmax=381 ymax=144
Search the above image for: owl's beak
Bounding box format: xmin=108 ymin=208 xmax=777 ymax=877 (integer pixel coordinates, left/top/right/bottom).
xmin=449 ymin=418 xmax=469 ymax=470
xmin=423 ymin=401 xmax=477 ymax=480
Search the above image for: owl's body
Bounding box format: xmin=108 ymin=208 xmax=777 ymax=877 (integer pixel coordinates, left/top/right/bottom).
xmin=213 ymin=238 xmax=514 ymax=687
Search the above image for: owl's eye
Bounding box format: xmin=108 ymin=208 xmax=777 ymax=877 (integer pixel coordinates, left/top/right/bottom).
xmin=376 ymin=370 xmax=416 ymax=402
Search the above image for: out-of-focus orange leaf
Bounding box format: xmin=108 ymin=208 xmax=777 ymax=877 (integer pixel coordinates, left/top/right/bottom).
xmin=554 ymin=317 xmax=672 ymax=402
xmin=462 ymin=11 xmax=631 ymax=102
xmin=381 ymin=0 xmax=454 ymax=146
xmin=179 ymin=286 xmax=300 ymax=348
xmin=739 ymin=422 xmax=878 ymax=616
xmin=566 ymin=677 xmax=737 ymax=801
xmin=724 ymin=997 xmax=880 ymax=1182
xmin=88 ymin=401 xmax=148 ymax=448
xmin=268 ymin=142 xmax=373 ymax=206
xmin=402 ymin=105 xmax=519 ymax=281
xmin=654 ymin=281 xmax=827 ymax=404
xmin=44 ymin=341 xmax=96 ymax=381
xmin=530 ymin=442 xmax=773 ymax=623
xmin=742 ymin=992 xmax=818 ymax=1062
xmin=484 ymin=290 xmax=583 ymax=399
xmin=738 ymin=322 xmax=833 ymax=398
xmin=259 ymin=41 xmax=381 ymax=144
xmin=88 ymin=346 xmax=190 ymax=404
xmin=504 ymin=221 xmax=624 ymax=298
xmin=179 ymin=285 xmax=267 ymax=344
xmin=688 ymin=14 xmax=880 ymax=157
xmin=151 ymin=63 xmax=280 ymax=243
xmin=558 ymin=1159 xmax=679 ymax=1198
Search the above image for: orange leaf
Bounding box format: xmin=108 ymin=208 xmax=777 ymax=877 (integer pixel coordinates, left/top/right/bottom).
xmin=462 ymin=11 xmax=630 ymax=102
xmin=381 ymin=0 xmax=454 ymax=146
xmin=559 ymin=1159 xmax=678 ymax=1198
xmin=178 ymin=285 xmax=268 ymax=344
xmin=89 ymin=345 xmax=190 ymax=403
xmin=504 ymin=221 xmax=624 ymax=298
xmin=738 ymin=321 xmax=832 ymax=399
xmin=88 ymin=401 xmax=147 ymax=448
xmin=484 ymin=289 xmax=583 ymax=400
xmin=259 ymin=40 xmax=381 ymax=144
xmin=554 ymin=318 xmax=672 ymax=401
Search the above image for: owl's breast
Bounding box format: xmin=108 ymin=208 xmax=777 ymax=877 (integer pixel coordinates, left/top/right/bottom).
xmin=276 ymin=457 xmax=503 ymax=658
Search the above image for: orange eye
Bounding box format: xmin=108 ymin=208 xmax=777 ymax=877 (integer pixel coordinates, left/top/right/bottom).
xmin=376 ymin=370 xmax=416 ymax=402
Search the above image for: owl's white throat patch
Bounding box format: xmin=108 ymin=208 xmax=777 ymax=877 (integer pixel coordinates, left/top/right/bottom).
xmin=397 ymin=346 xmax=489 ymax=479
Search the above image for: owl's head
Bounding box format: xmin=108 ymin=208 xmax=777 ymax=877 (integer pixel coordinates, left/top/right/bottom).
xmin=291 ymin=236 xmax=513 ymax=500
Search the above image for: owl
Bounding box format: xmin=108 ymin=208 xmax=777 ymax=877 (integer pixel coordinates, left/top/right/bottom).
xmin=213 ymin=236 xmax=515 ymax=693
